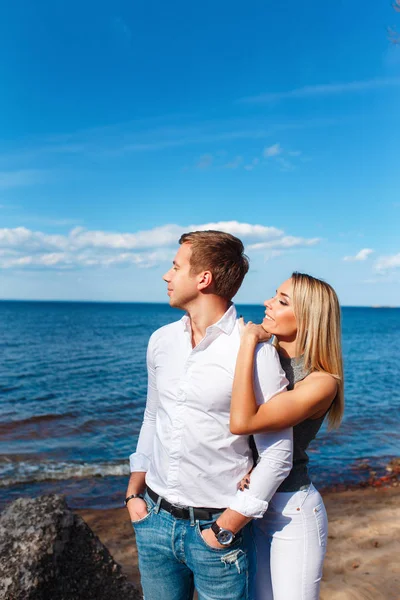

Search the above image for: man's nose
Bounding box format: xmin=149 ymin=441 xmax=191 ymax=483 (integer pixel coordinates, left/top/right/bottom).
xmin=163 ymin=270 xmax=171 ymax=282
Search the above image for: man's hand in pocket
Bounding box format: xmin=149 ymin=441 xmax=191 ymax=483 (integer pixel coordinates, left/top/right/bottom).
xmin=127 ymin=497 xmax=148 ymax=522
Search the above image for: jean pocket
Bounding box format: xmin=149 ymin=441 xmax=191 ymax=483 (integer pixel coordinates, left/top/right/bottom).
xmin=131 ymin=505 xmax=154 ymax=527
xmin=313 ymin=503 xmax=327 ymax=548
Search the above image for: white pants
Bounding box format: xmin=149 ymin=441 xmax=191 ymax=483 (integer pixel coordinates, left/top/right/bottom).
xmin=254 ymin=483 xmax=328 ymax=600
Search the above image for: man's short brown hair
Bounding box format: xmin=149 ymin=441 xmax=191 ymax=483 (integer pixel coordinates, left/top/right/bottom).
xmin=179 ymin=230 xmax=249 ymax=300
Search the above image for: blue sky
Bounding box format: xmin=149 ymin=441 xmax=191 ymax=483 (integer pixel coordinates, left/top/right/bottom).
xmin=0 ymin=0 xmax=399 ymax=306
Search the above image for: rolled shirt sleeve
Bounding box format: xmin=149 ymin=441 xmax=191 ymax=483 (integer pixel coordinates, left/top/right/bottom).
xmin=229 ymin=342 xmax=292 ymax=518
xmin=129 ymin=334 xmax=159 ymax=472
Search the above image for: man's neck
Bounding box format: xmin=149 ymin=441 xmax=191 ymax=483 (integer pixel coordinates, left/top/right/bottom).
xmin=186 ymin=296 xmax=230 ymax=347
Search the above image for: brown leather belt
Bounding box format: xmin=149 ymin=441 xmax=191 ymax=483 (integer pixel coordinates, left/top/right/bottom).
xmin=146 ymin=487 xmax=225 ymax=520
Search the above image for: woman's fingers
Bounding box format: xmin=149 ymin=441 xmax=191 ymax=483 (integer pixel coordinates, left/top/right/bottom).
xmin=238 ymin=316 xmax=246 ymax=336
xmin=238 ymin=475 xmax=251 ymax=491
xmin=239 ymin=316 xmax=272 ymax=343
xmin=241 ymin=322 xmax=269 ymax=342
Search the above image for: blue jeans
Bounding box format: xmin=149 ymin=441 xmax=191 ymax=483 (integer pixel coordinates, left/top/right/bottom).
xmin=132 ymin=491 xmax=256 ymax=600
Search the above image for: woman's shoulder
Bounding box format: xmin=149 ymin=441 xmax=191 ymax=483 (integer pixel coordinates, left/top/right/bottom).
xmin=297 ymin=370 xmax=338 ymax=395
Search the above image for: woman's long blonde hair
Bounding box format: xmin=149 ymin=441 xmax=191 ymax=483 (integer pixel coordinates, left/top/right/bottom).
xmin=291 ymin=272 xmax=344 ymax=429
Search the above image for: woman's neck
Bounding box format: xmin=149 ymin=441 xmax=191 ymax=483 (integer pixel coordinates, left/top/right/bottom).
xmin=276 ymin=339 xmax=298 ymax=359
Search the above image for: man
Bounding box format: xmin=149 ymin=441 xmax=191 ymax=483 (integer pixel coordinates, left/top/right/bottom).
xmin=126 ymin=230 xmax=292 ymax=600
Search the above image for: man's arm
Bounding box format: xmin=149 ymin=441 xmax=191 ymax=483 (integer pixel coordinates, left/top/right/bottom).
xmin=202 ymin=343 xmax=292 ymax=549
xmin=126 ymin=334 xmax=159 ymax=522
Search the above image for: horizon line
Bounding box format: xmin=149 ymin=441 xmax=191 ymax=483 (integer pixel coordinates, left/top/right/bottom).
xmin=0 ymin=298 xmax=398 ymax=309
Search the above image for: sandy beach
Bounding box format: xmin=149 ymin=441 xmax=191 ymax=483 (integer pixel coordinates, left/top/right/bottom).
xmin=78 ymin=483 xmax=400 ymax=600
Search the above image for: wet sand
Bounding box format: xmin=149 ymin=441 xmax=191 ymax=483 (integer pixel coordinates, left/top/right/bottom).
xmin=78 ymin=484 xmax=400 ymax=600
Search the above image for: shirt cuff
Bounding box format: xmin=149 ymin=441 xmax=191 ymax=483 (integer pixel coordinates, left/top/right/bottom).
xmin=228 ymin=490 xmax=269 ymax=519
xmin=129 ymin=452 xmax=150 ymax=473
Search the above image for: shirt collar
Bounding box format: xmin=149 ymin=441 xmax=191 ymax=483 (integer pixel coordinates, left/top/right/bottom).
xmin=181 ymin=302 xmax=237 ymax=337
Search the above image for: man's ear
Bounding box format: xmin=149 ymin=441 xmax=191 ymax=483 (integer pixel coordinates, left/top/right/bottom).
xmin=197 ymin=270 xmax=213 ymax=291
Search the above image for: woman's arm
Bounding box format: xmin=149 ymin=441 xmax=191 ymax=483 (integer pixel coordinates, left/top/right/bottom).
xmin=230 ymin=326 xmax=338 ymax=435
xmin=228 ymin=335 xmax=292 ymax=520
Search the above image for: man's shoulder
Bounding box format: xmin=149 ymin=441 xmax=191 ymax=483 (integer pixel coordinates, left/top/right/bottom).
xmin=254 ymin=340 xmax=280 ymax=364
xmin=149 ymin=318 xmax=184 ymax=344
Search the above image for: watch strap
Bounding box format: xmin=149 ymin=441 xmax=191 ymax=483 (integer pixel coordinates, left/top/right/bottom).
xmin=125 ymin=493 xmax=144 ymax=506
xmin=211 ymin=521 xmax=221 ymax=536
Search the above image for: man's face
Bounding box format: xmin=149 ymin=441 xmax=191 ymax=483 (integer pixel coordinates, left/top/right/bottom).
xmin=163 ymin=243 xmax=200 ymax=309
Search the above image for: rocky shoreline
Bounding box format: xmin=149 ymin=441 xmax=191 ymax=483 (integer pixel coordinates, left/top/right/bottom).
xmin=0 ymin=495 xmax=140 ymax=600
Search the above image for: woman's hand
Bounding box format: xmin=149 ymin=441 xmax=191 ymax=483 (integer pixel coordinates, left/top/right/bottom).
xmin=239 ymin=317 xmax=272 ymax=344
xmin=238 ymin=469 xmax=252 ymax=491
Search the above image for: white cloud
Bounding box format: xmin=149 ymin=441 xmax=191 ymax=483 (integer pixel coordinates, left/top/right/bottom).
xmin=343 ymin=248 xmax=374 ymax=262
xmin=248 ymin=236 xmax=321 ymax=251
xmin=223 ymin=156 xmax=243 ymax=169
xmin=263 ymin=250 xmax=283 ymax=262
xmin=0 ymin=221 xmax=321 ymax=271
xmin=0 ymin=249 xmax=170 ymax=270
xmin=240 ymin=77 xmax=400 ymax=104
xmin=67 ymin=225 xmax=184 ymax=250
xmin=0 ymin=116 xmax=338 ymax=170
xmin=276 ymin=157 xmax=294 ymax=171
xmin=374 ymin=253 xmax=400 ymax=272
xmin=0 ymin=170 xmax=47 ymax=189
xmin=196 ymin=154 xmax=213 ymax=169
xmin=244 ymin=157 xmax=261 ymax=171
xmin=194 ymin=221 xmax=283 ymax=240
xmin=263 ymin=143 xmax=282 ymax=158
xmin=0 ymin=227 xmax=68 ymax=251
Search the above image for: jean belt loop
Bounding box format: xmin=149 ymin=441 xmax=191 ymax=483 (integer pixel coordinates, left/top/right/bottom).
xmin=189 ymin=506 xmax=195 ymax=526
xmin=154 ymin=495 xmax=162 ymax=514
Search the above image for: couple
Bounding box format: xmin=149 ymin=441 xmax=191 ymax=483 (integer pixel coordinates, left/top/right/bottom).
xmin=126 ymin=230 xmax=344 ymax=600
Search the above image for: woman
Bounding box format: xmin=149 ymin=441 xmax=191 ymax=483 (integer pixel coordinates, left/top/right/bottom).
xmin=230 ymin=272 xmax=344 ymax=600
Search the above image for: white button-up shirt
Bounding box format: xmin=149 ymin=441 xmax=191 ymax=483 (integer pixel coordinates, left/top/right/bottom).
xmin=130 ymin=304 xmax=292 ymax=518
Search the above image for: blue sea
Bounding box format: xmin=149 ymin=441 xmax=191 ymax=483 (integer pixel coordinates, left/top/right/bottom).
xmin=1 ymin=301 xmax=399 ymax=510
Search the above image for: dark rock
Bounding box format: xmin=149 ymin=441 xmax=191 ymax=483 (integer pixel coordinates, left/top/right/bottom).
xmin=0 ymin=494 xmax=141 ymax=600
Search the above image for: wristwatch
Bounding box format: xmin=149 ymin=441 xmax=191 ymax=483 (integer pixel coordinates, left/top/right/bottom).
xmin=211 ymin=521 xmax=236 ymax=546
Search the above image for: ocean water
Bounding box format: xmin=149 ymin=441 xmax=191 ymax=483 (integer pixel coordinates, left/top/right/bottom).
xmin=1 ymin=301 xmax=399 ymax=510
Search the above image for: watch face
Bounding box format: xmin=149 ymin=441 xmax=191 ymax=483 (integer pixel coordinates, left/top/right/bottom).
xmin=217 ymin=529 xmax=235 ymax=545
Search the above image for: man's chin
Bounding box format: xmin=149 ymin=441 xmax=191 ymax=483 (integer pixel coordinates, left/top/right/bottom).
xmin=169 ymin=298 xmax=182 ymax=309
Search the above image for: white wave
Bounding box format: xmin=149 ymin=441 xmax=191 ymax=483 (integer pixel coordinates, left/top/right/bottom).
xmin=0 ymin=459 xmax=130 ymax=487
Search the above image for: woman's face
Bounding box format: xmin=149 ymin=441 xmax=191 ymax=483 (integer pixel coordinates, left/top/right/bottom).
xmin=262 ymin=278 xmax=298 ymax=341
